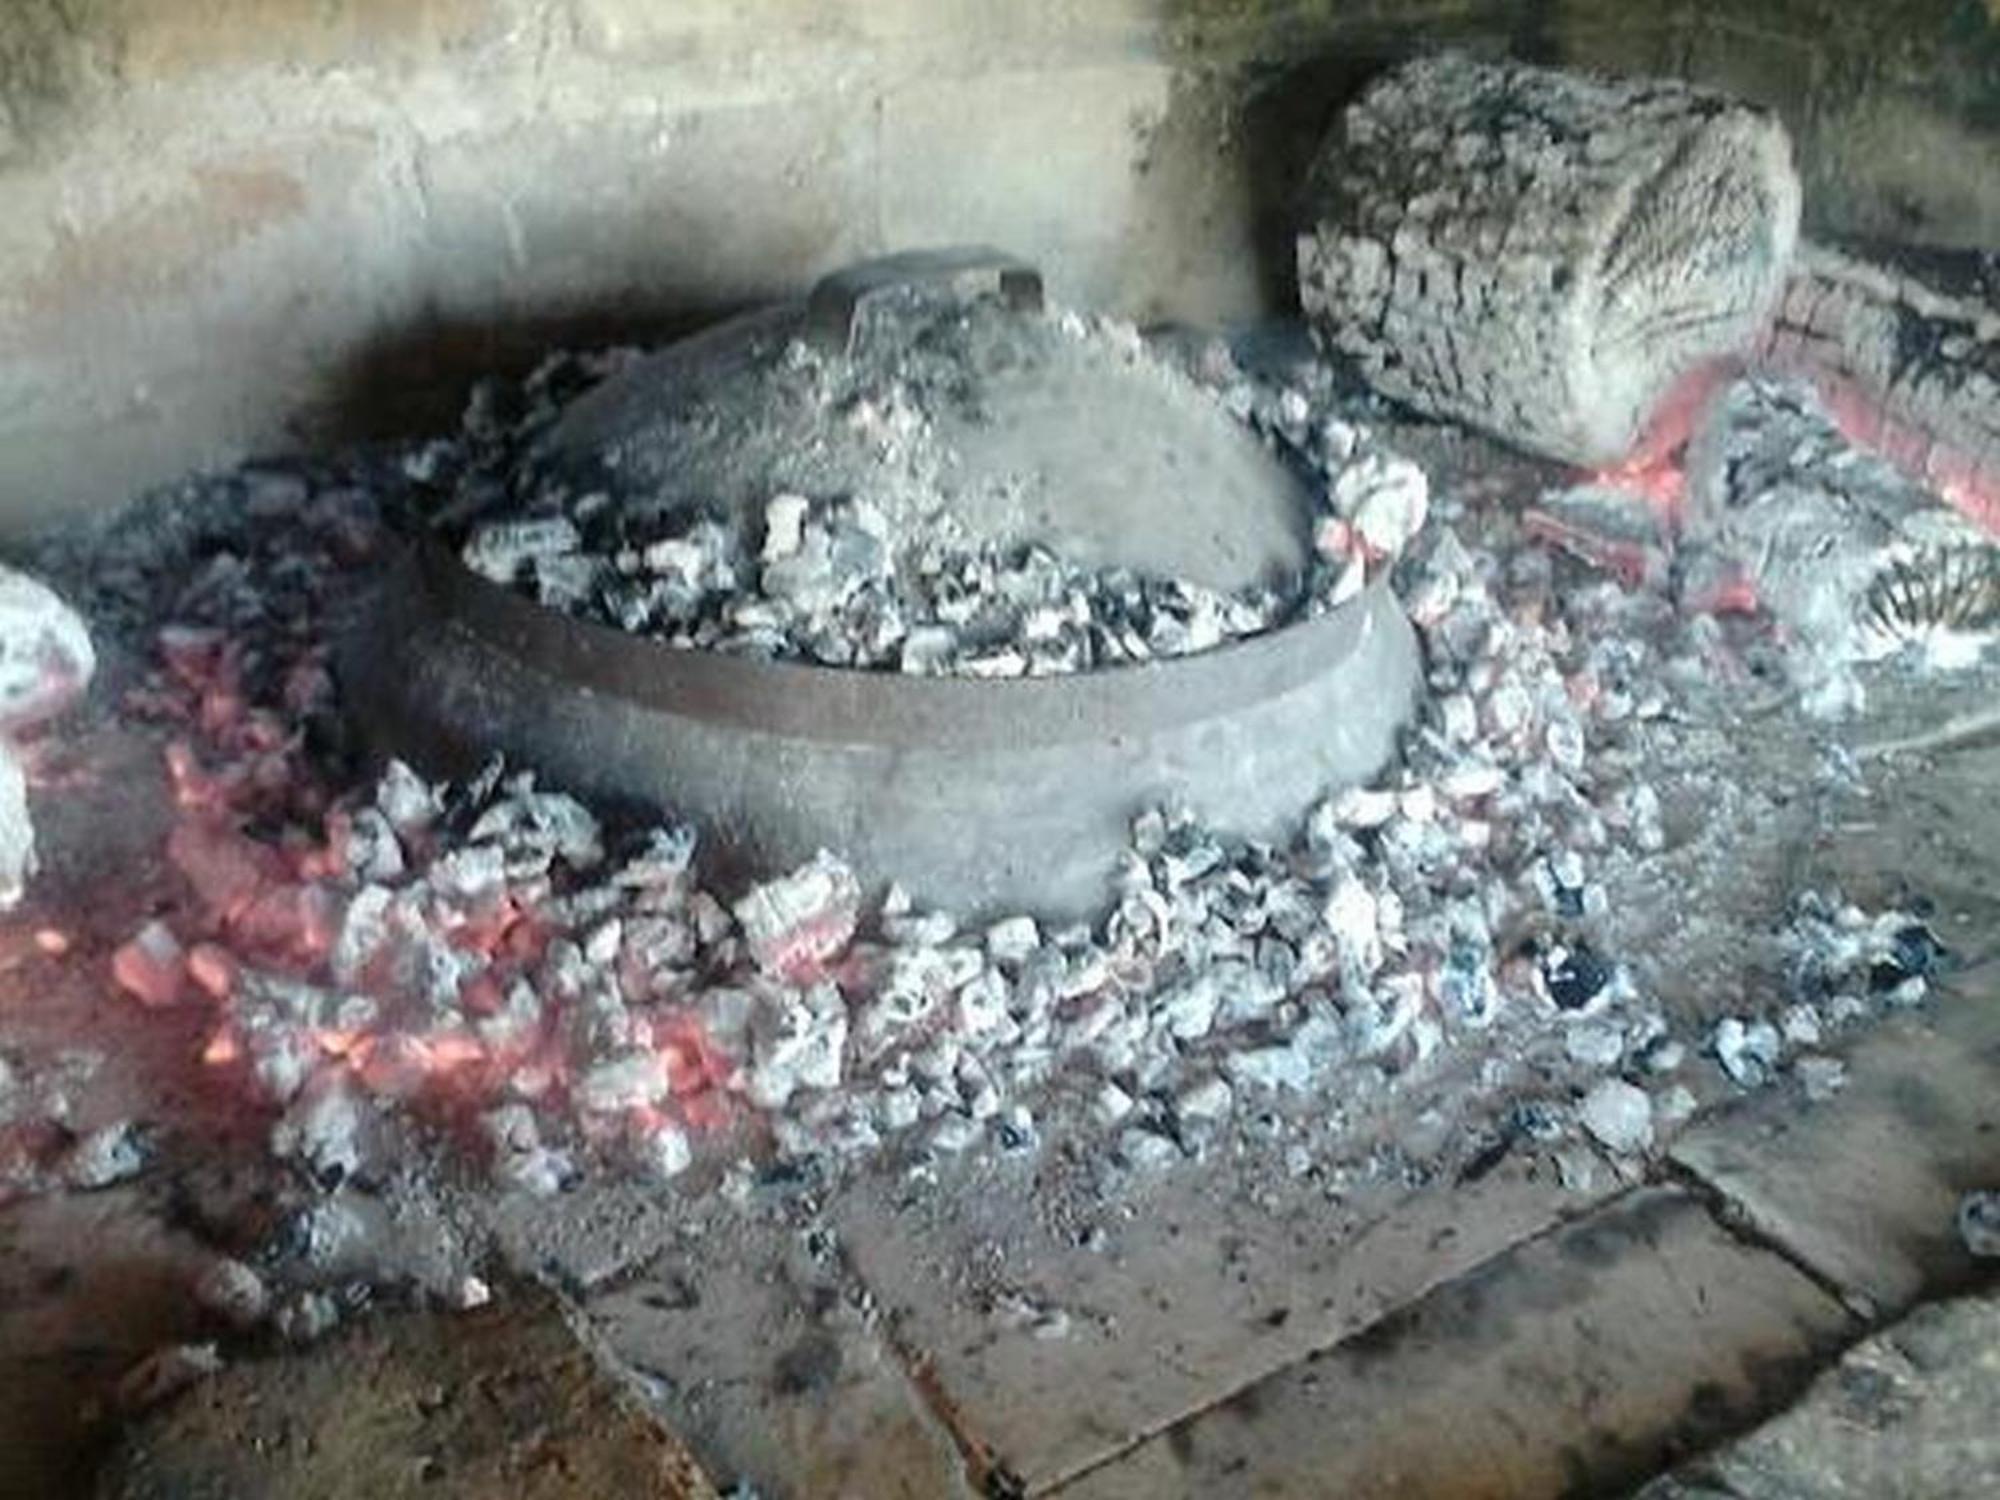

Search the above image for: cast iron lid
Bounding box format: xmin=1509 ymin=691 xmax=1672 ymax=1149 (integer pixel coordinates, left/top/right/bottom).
xmin=523 ymin=248 xmax=1314 ymax=595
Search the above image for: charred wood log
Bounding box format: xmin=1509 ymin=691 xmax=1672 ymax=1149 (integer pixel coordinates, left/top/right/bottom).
xmin=1298 ymin=53 xmax=1801 ymax=466
xmin=1760 ymin=244 xmax=2000 ymax=533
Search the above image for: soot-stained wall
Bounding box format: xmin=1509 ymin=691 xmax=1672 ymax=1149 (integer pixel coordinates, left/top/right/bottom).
xmin=1 ymin=0 xmax=1996 ymax=534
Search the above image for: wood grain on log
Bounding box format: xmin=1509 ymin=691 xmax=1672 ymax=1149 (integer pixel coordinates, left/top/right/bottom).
xmin=1298 ymin=53 xmax=1801 ymax=467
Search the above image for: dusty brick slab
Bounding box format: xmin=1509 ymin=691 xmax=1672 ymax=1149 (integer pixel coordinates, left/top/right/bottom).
xmin=1671 ymin=961 xmax=2000 ymax=1315
xmin=1050 ymin=1188 xmax=1856 ymax=1500
xmin=831 ymin=1141 xmax=1605 ymax=1491
xmin=1636 ymin=1290 xmax=2000 ymax=1500
xmin=0 ymin=1187 xmax=218 ymax=1499
xmin=93 ymin=1285 xmax=717 ymax=1500
xmin=574 ymin=1208 xmax=974 ymax=1500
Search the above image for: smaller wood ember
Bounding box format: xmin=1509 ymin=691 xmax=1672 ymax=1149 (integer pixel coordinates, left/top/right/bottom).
xmin=1762 ymin=244 xmax=2000 ymax=533
xmin=1299 ymin=53 xmax=1800 ymax=466
xmin=1681 ymin=375 xmax=1999 ymax=714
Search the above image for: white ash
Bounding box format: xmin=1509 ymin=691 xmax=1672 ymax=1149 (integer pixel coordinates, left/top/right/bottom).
xmin=1779 ymin=1003 xmax=1823 ymax=1048
xmin=1328 ymin=452 xmax=1431 ymax=560
xmin=734 ymin=852 xmax=860 ymax=981
xmin=1578 ymin=1078 xmax=1654 ymax=1156
xmin=461 ymin=517 xmax=582 ymax=583
xmin=633 ymin=1117 xmax=693 ymax=1181
xmin=192 ymin=1256 xmax=272 ymax=1329
xmin=0 ymin=562 xmax=95 ymax=732
xmin=195 ymin=485 xmax=1709 ymax=1186
xmin=0 ymin=563 xmax=95 ymax=909
xmin=0 ymin=743 xmax=33 ymax=914
xmin=1793 ymin=1055 xmax=1847 ymax=1103
xmin=745 ymin=982 xmax=849 ymax=1109
xmin=460 ymin=491 xmax=1316 ymax=677
xmin=164 ymin=489 xmax=1758 ymax=1189
xmin=1638 ymin=1037 xmax=1686 ymax=1076
xmin=60 ymin=1120 xmax=151 ymax=1189
xmin=271 ymin=1071 xmax=375 ymax=1188
xmin=1712 ymin=1016 xmax=1784 ymax=1088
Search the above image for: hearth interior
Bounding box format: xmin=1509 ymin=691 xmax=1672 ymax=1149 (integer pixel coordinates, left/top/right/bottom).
xmin=1 ymin=5 xmax=1998 ymax=1498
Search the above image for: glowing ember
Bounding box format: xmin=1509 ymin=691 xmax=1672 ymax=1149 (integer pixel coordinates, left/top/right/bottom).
xmin=186 ymin=942 xmax=238 ymax=1000
xmin=142 ymin=611 xmax=742 ymax=1185
xmin=1625 ymin=360 xmax=1737 ymax=474
xmin=200 ymin=1032 xmax=241 ymax=1067
xmin=1520 ymin=505 xmax=1667 ymax=590
xmin=1814 ymin=373 xmax=2000 ymax=539
xmin=111 ymin=921 xmax=187 ymax=1009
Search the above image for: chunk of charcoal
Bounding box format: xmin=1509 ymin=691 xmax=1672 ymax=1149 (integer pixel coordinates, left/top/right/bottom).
xmin=1543 ymin=942 xmax=1613 ymax=1011
xmin=462 ymin=518 xmax=580 ymax=582
xmin=1880 ymin=922 xmax=1946 ymax=985
xmin=1714 ymin=1016 xmax=1782 ymax=1087
xmin=1578 ymin=1078 xmax=1653 ymax=1156
xmin=995 ymin=1106 xmax=1038 ymax=1152
xmin=1958 ymin=1191 xmax=2000 ymax=1258
xmin=734 ymin=852 xmax=861 ymax=982
xmin=62 ymin=1121 xmax=152 ymax=1189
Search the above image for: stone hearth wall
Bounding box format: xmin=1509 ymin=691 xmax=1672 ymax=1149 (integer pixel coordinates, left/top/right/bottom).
xmin=2 ymin=0 xmax=1996 ymax=534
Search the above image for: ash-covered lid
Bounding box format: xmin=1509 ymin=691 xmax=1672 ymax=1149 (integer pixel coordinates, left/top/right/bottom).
xmin=527 ymin=250 xmax=1312 ymax=595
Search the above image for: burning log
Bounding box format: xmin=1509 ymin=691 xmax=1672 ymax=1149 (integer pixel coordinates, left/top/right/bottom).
xmin=1298 ymin=53 xmax=1801 ymax=466
xmin=1760 ymin=244 xmax=2000 ymax=534
xmin=1683 ymin=375 xmax=1998 ymax=714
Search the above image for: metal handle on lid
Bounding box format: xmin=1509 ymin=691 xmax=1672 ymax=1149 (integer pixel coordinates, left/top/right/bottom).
xmin=805 ymin=246 xmax=1045 ymax=354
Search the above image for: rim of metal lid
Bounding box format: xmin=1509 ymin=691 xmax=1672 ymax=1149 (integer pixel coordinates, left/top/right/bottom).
xmin=411 ymin=539 xmax=1398 ymax=752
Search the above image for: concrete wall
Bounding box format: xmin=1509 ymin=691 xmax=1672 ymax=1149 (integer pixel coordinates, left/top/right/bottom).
xmin=2 ymin=0 xmax=1997 ymax=535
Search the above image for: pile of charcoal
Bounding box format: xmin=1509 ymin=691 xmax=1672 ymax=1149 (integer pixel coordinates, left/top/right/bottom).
xmin=20 ymin=321 xmax=1951 ymax=1209
xmin=457 ymin=497 xmax=1305 ymax=677
xmin=85 ymin=440 xmax=1929 ymax=1199
xmin=433 ymin=308 xmax=1431 ymax=678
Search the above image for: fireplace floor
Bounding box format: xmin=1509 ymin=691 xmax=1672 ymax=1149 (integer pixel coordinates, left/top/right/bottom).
xmin=13 ymin=956 xmax=2000 ymax=1498
xmin=3 ymin=353 xmax=1999 ymax=1497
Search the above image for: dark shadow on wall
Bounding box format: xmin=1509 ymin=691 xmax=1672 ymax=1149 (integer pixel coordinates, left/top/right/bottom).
xmin=302 ymin=295 xmax=757 ymax=453
xmin=1147 ymin=5 xmax=1578 ymax=317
